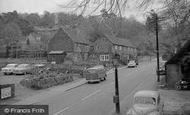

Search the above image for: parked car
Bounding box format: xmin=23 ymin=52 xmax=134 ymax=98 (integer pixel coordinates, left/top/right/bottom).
xmin=84 ymin=65 xmax=107 ymax=83
xmin=156 ymin=61 xmax=166 ymax=75
xmin=126 ymin=90 xmax=164 ymax=115
xmin=175 ymin=78 xmax=190 ymax=90
xmin=128 ymin=60 xmax=137 ymax=68
xmin=1 ymin=64 xmax=18 ymax=75
xmin=13 ymin=64 xmax=33 ymax=75
xmin=33 ymin=64 xmax=45 ymax=68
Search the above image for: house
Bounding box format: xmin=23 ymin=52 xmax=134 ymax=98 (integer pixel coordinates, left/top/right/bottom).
xmin=92 ymin=35 xmax=137 ymax=65
xmin=48 ymin=26 xmax=90 ymax=63
xmin=165 ymin=40 xmax=190 ymax=89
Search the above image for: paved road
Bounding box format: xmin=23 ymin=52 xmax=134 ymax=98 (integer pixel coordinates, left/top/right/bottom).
xmin=35 ymin=61 xmax=157 ymax=115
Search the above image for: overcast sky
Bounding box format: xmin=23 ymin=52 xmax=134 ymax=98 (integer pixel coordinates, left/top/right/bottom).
xmin=0 ymin=0 xmax=163 ymax=22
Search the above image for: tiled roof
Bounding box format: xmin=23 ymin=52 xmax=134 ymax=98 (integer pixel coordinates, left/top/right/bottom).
xmin=105 ymin=35 xmax=136 ymax=48
xmin=61 ymin=26 xmax=90 ymax=45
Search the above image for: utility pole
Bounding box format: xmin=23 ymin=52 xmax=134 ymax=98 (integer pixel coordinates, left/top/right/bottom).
xmin=154 ymin=12 xmax=160 ymax=82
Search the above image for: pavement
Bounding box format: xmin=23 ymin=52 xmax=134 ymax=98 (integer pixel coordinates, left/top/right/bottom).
xmin=14 ymin=78 xmax=87 ymax=105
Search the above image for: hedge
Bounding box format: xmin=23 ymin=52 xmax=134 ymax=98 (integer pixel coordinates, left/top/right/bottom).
xmin=20 ymin=73 xmax=74 ymax=89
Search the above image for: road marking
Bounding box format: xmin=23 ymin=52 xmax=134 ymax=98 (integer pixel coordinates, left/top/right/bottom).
xmin=54 ymin=107 xmax=70 ymax=115
xmin=81 ymin=90 xmax=101 ymax=101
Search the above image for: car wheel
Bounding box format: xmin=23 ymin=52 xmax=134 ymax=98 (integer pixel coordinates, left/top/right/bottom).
xmin=176 ymin=84 xmax=182 ymax=90
xmin=4 ymin=73 xmax=7 ymax=75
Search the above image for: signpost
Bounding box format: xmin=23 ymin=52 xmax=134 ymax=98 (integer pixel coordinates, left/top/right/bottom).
xmin=0 ymin=84 xmax=15 ymax=100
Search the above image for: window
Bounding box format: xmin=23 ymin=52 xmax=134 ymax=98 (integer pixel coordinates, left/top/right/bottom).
xmin=100 ymin=55 xmax=109 ymax=61
xmin=119 ymin=46 xmax=122 ymax=50
xmin=115 ymin=46 xmax=118 ymax=49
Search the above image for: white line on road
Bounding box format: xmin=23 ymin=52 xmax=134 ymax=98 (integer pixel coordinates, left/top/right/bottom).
xmin=81 ymin=89 xmax=101 ymax=101
xmin=54 ymin=107 xmax=70 ymax=115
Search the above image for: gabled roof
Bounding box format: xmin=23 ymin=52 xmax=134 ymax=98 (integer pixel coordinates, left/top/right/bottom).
xmin=60 ymin=26 xmax=90 ymax=45
xmin=105 ymin=35 xmax=136 ymax=48
xmin=166 ymin=40 xmax=190 ymax=64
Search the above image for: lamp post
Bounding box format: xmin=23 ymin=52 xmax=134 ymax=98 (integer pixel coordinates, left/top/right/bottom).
xmin=112 ymin=53 xmax=120 ymax=114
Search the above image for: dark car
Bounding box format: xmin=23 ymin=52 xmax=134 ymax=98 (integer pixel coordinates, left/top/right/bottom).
xmin=175 ymin=78 xmax=190 ymax=90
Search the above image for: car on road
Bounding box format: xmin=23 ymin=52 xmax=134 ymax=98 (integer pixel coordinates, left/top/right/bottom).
xmin=1 ymin=64 xmax=18 ymax=75
xmin=156 ymin=61 xmax=166 ymax=75
xmin=127 ymin=60 xmax=137 ymax=68
xmin=13 ymin=64 xmax=33 ymax=75
xmin=126 ymin=90 xmax=164 ymax=115
xmin=175 ymin=78 xmax=190 ymax=90
xmin=84 ymin=65 xmax=107 ymax=83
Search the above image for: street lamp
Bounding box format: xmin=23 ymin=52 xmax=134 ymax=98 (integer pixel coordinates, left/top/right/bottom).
xmin=112 ymin=53 xmax=120 ymax=114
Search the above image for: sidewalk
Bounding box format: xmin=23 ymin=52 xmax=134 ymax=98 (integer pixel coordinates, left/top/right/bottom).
xmin=0 ymin=78 xmax=87 ymax=105
xmin=14 ymin=78 xmax=87 ymax=105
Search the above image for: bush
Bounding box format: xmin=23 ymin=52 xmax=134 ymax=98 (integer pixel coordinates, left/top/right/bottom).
xmin=20 ymin=73 xmax=74 ymax=89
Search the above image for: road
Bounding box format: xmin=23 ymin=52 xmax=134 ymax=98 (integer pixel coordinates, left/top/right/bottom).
xmin=35 ymin=61 xmax=157 ymax=115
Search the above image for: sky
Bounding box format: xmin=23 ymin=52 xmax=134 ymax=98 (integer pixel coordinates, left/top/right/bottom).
xmin=0 ymin=0 xmax=163 ymax=22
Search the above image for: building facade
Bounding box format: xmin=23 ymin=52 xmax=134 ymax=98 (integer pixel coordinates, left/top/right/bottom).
xmin=92 ymin=35 xmax=137 ymax=65
xmin=48 ymin=27 xmax=90 ymax=63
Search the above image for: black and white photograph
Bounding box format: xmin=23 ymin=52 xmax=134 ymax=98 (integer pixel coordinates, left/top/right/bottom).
xmin=0 ymin=0 xmax=190 ymax=115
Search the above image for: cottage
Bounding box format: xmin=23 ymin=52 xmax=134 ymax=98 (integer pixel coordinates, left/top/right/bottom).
xmin=92 ymin=35 xmax=137 ymax=65
xmin=48 ymin=27 xmax=90 ymax=63
xmin=165 ymin=40 xmax=190 ymax=89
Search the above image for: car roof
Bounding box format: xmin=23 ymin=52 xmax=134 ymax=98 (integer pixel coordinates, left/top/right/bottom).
xmin=134 ymin=90 xmax=159 ymax=98
xmin=18 ymin=64 xmax=29 ymax=66
xmin=88 ymin=65 xmax=104 ymax=69
xmin=7 ymin=64 xmax=17 ymax=65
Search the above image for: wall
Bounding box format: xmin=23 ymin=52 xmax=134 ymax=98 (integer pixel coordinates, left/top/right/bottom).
xmin=166 ymin=64 xmax=182 ymax=88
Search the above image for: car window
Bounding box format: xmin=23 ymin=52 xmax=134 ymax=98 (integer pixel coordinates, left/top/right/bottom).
xmin=134 ymin=97 xmax=156 ymax=105
xmin=129 ymin=61 xmax=135 ymax=63
xmin=6 ymin=64 xmax=17 ymax=67
xmin=18 ymin=64 xmax=29 ymax=67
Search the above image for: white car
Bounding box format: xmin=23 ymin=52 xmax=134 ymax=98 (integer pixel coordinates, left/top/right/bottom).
xmin=128 ymin=60 xmax=137 ymax=68
xmin=1 ymin=64 xmax=18 ymax=75
xmin=126 ymin=90 xmax=164 ymax=115
xmin=13 ymin=64 xmax=32 ymax=75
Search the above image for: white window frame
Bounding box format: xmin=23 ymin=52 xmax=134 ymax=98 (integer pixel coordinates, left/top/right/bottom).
xmin=119 ymin=46 xmax=122 ymax=50
xmin=100 ymin=55 xmax=109 ymax=61
xmin=115 ymin=45 xmax=118 ymax=49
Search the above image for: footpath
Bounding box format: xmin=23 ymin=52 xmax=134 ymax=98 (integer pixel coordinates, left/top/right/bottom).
xmin=0 ymin=78 xmax=87 ymax=105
